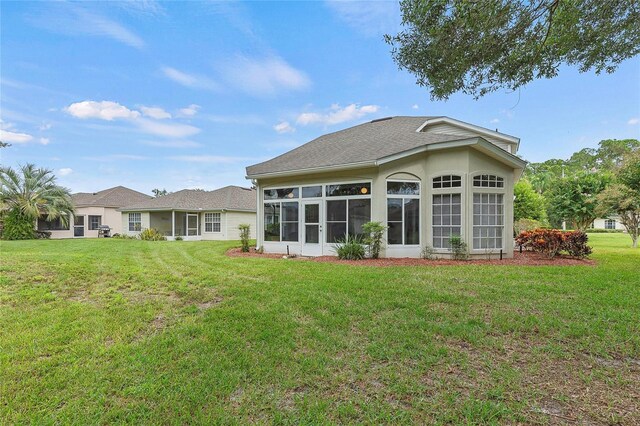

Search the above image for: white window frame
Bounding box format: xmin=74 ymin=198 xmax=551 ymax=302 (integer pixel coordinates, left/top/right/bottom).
xmin=471 ymin=173 xmax=506 ymax=251
xmin=386 ymin=179 xmax=421 ymax=246
xmin=204 ymin=212 xmax=221 ymax=233
xmin=128 ymin=212 xmax=142 ymax=232
xmin=472 ymin=174 xmax=505 ymax=188
xmin=261 ymin=181 xmax=372 ymax=246
xmin=88 ymin=215 xmax=101 ymax=231
xmin=324 ymin=180 xmax=372 ymax=244
xmin=430 ymin=173 xmax=465 ymax=251
xmin=604 ymin=219 xmax=616 ymax=230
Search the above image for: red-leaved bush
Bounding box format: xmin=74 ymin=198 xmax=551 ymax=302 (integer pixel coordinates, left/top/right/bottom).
xmin=515 ymin=229 xmax=592 ymax=259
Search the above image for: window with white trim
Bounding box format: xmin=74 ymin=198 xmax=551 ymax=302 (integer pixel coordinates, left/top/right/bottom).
xmin=473 ymin=174 xmax=504 ymax=188
xmin=264 ymin=201 xmax=298 ymax=241
xmin=128 ymin=213 xmax=141 ymax=232
xmin=433 ymin=175 xmax=461 ymax=189
xmin=205 ymin=213 xmax=221 ymax=232
xmin=432 ymin=194 xmax=461 ymax=249
xmin=88 ymin=215 xmax=101 ymax=230
xmin=387 ymin=181 xmax=420 ymax=245
xmin=605 ymin=219 xmax=616 ymax=230
xmin=472 ymin=193 xmax=504 ymax=249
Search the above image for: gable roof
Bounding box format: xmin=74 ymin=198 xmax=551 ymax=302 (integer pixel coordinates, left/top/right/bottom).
xmin=246 ymin=116 xmax=524 ymax=178
xmin=72 ymin=186 xmax=152 ymax=208
xmin=119 ymin=186 xmax=256 ymax=212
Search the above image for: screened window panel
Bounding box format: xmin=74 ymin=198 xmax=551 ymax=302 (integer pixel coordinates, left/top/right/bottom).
xmin=432 ymin=194 xmax=461 ymax=248
xmin=302 ymin=186 xmax=322 ymax=198
xmin=472 ymin=193 xmax=504 ymax=249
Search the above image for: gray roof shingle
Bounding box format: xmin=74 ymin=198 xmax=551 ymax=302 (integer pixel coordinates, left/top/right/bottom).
xmin=120 ymin=185 xmax=256 ymax=211
xmin=246 ymin=116 xmax=515 ymax=177
xmin=72 ymin=186 xmax=152 ymax=208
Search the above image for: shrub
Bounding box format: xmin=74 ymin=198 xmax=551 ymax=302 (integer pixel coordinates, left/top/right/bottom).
xmin=112 ymin=233 xmax=137 ymax=240
xmin=421 ymin=245 xmax=436 ymax=260
xmin=238 ymin=224 xmax=251 ymax=252
xmin=139 ymin=228 xmax=166 ymax=241
xmin=448 ymin=235 xmax=469 ymax=260
xmin=2 ymin=210 xmax=36 ymax=240
xmin=362 ymin=221 xmax=387 ymax=259
xmin=514 ymin=218 xmax=544 ymax=236
xmin=334 ymin=235 xmax=365 ymax=260
xmin=563 ymin=231 xmax=593 ymax=258
xmin=586 ymin=228 xmax=623 ymax=233
xmin=174 ymin=235 xmax=183 ymax=241
xmin=35 ymin=230 xmax=51 ymax=239
xmin=515 ymin=228 xmax=592 ymax=258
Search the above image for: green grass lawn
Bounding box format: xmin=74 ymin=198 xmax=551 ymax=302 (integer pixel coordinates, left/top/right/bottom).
xmin=1 ymin=234 xmax=638 ymax=424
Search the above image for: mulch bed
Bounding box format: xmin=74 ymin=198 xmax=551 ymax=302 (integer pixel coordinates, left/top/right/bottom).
xmin=226 ymin=247 xmax=596 ymax=267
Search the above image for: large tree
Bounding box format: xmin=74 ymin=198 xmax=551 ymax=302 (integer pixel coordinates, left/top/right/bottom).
xmin=596 ymin=151 xmax=640 ymax=247
xmin=548 ymin=172 xmax=611 ymax=231
xmin=386 ymin=0 xmax=640 ymax=99
xmin=0 ymin=164 xmax=74 ymax=240
xmin=514 ymin=179 xmax=547 ymax=222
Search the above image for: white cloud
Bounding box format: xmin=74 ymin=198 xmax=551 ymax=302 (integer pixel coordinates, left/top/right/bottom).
xmin=490 ymin=118 xmax=500 ymax=124
xmin=59 ymin=168 xmax=73 ymax=176
xmin=39 ymin=137 xmax=50 ymax=145
xmin=412 ymin=104 xmax=419 ymax=110
xmin=141 ymin=140 xmax=202 ymax=148
xmin=296 ymin=103 xmax=380 ymax=126
xmin=65 ymin=100 xmax=201 ymax=139
xmin=136 ymin=118 xmax=200 ymax=139
xmin=28 ymin=4 xmax=145 ymax=49
xmin=178 ymin=104 xmax=200 ymax=117
xmin=140 ymin=106 xmax=171 ymax=120
xmin=325 ymin=0 xmax=401 ymax=37
xmin=274 ymin=121 xmax=295 ymax=134
xmin=39 ymin=122 xmax=52 ymax=131
xmin=161 ymin=67 xmax=219 ymax=91
xmin=66 ymin=101 xmax=140 ymax=121
xmin=628 ymin=117 xmax=639 ymax=125
xmin=218 ymin=55 xmax=310 ymax=96
xmin=0 ymin=129 xmax=34 ymax=144
xmin=168 ymin=155 xmax=252 ymax=164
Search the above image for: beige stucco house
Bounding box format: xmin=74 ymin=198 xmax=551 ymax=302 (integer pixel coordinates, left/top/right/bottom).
xmin=591 ymin=216 xmax=626 ymax=231
xmin=37 ymin=186 xmax=152 ymax=238
xmin=119 ymin=186 xmax=256 ymax=241
xmin=246 ymin=116 xmax=526 ymax=258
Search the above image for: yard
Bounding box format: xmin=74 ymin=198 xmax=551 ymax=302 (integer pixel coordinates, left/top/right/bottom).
xmin=1 ymin=234 xmax=638 ymax=424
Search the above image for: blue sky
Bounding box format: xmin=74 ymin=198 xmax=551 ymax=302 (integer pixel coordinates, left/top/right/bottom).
xmin=2 ymin=1 xmax=639 ymax=194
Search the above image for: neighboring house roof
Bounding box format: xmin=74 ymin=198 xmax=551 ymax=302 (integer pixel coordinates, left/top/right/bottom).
xmin=72 ymin=186 xmax=152 ymax=208
xmin=246 ymin=116 xmax=525 ymax=178
xmin=119 ymin=186 xmax=256 ymax=212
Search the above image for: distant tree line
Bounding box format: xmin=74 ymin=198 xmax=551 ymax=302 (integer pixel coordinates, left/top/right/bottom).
xmin=516 ymin=139 xmax=639 ymax=247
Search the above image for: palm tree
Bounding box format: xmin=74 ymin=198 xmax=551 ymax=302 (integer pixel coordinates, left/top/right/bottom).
xmin=0 ymin=164 xmax=74 ymax=239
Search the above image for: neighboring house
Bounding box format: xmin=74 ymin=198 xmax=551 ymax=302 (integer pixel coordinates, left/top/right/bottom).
xmin=246 ymin=116 xmax=527 ymax=258
xmin=37 ymin=186 xmax=152 ymax=238
xmin=119 ymin=186 xmax=256 ymax=240
xmin=591 ymin=216 xmax=626 ymax=231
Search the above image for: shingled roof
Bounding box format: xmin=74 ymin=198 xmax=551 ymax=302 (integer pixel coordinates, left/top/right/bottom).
xmin=246 ymin=116 xmax=520 ymax=177
xmin=72 ymin=186 xmax=152 ymax=208
xmin=120 ymin=186 xmax=256 ymax=212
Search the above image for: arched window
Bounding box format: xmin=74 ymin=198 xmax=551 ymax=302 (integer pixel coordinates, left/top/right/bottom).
xmin=433 ymin=175 xmax=462 ymax=189
xmin=473 ymin=174 xmax=504 ymax=188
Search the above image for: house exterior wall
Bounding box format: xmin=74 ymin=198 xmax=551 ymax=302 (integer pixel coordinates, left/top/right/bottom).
xmin=122 ymin=211 xmax=150 ymax=237
xmin=254 ymin=146 xmax=516 ymax=258
xmin=44 ymin=206 xmax=123 ymax=239
xmin=592 ymin=217 xmax=626 ymax=231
